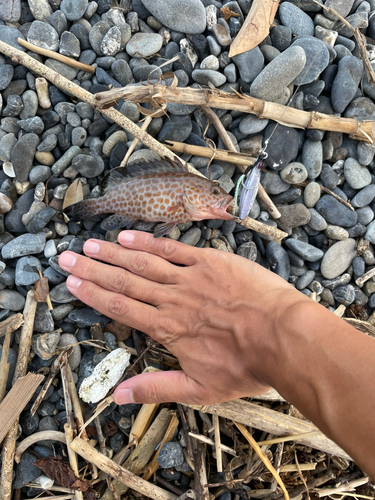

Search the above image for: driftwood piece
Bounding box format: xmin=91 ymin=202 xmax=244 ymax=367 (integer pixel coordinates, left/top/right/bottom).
xmin=185 ymin=407 xmax=209 ymax=500
xmin=0 ymin=331 xmax=11 ymax=403
xmin=17 ymin=38 xmax=95 ymax=73
xmin=355 ymin=266 xmax=375 ymax=286
xmin=182 ymin=399 xmax=351 ymax=460
xmin=15 ymin=431 xmax=67 ymax=463
xmin=0 ymin=39 xmax=283 ymax=241
xmin=70 ymin=437 xmax=178 ymax=500
xmin=344 ymin=318 xmax=375 ymax=336
xmin=0 ymin=373 xmax=44 ymax=443
xmin=0 ymin=291 xmax=38 ymax=500
xmin=0 ymin=313 xmax=24 ymax=339
xmin=94 ymin=84 xmax=375 ymax=143
xmin=200 ymin=105 xmax=281 ymax=219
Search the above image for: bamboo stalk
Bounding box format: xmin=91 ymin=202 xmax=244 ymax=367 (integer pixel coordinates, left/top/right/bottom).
xmin=188 ymin=432 xmax=237 ymax=456
xmin=201 ymin=105 xmax=281 ymax=219
xmin=17 ymin=38 xmax=95 ymax=73
xmin=213 ymin=414 xmax=223 ymax=473
xmin=0 ymin=291 xmax=37 ymax=500
xmin=129 ymin=403 xmax=159 ymax=446
xmin=121 ymin=116 xmax=153 ymax=167
xmin=0 ymin=39 xmax=287 ymax=242
xmin=70 ymin=437 xmax=178 ymax=500
xmin=95 ymin=84 xmax=375 ymax=143
xmin=182 ymin=399 xmax=351 ymax=460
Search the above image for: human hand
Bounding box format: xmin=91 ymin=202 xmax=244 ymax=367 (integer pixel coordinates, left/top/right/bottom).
xmin=58 ymin=231 xmax=308 ymax=406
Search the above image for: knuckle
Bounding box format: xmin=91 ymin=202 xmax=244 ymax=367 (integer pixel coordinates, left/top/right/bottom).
xmin=105 ymin=243 xmax=118 ymax=262
xmin=108 ymin=296 xmax=128 ymax=317
xmin=81 ymin=259 xmax=96 ymax=280
xmin=143 ymin=380 xmax=164 ymax=404
xmin=162 ymin=239 xmax=177 ymax=258
xmin=112 ymin=270 xmax=129 ymax=293
xmin=132 ymin=253 xmax=149 ymax=274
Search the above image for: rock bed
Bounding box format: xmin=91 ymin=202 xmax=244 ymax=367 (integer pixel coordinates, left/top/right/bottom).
xmin=0 ymin=0 xmax=375 ymax=497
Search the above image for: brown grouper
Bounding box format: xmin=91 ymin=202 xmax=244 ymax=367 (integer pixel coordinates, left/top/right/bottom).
xmin=64 ymin=157 xmax=235 ymax=238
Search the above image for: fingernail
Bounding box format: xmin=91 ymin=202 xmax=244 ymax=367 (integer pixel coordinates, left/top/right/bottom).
xmin=119 ymin=231 xmax=135 ymax=245
xmin=59 ymin=252 xmax=77 ymax=269
xmin=84 ymin=240 xmax=100 ymax=255
xmin=66 ymin=275 xmax=82 ymax=290
xmin=114 ymin=387 xmax=135 ymax=405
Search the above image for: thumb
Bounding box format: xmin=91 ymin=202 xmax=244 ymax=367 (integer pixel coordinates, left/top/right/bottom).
xmin=113 ymin=371 xmax=204 ymax=405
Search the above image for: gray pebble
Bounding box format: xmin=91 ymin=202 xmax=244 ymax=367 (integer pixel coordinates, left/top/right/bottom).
xmin=285 ymin=238 xmax=323 ymax=262
xmin=344 ymin=157 xmax=371 ymax=189
xmin=280 ymin=162 xmax=308 ymax=184
xmin=320 ymin=239 xmax=357 ymax=279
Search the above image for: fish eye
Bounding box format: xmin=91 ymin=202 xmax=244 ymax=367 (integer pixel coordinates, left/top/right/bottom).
xmin=210 ymin=186 xmax=221 ymax=195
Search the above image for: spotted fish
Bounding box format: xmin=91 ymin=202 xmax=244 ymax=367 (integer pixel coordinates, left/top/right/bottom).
xmin=64 ymin=157 xmax=234 ymax=238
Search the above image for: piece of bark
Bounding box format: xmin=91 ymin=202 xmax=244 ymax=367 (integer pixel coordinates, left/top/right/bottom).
xmin=70 ymin=437 xmax=178 ymax=500
xmin=95 ymin=84 xmax=375 ymax=144
xmin=229 ymin=0 xmax=280 ymax=57
xmin=0 ymin=372 xmax=44 ymax=444
xmin=183 ymin=399 xmax=351 ymax=460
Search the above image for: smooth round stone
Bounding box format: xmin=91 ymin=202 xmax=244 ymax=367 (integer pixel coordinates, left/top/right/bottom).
xmin=266 ymin=241 xmax=290 ymax=280
xmin=263 ymin=124 xmax=299 ymax=171
xmin=344 ymin=158 xmax=371 ymax=189
xmin=0 ymin=65 xmax=14 ymax=91
xmin=280 ymin=162 xmax=308 ymax=184
xmin=250 ymin=45 xmax=306 ymax=102
xmin=260 ymin=45 xmax=280 ymax=62
xmin=27 ymin=21 xmax=59 ymax=51
xmin=49 ymin=283 xmax=75 ymax=303
xmin=140 ymin=0 xmax=206 ymax=34
xmin=351 ymin=185 xmax=375 ymax=208
xmin=325 ymin=225 xmax=349 ymax=240
xmin=71 ymin=154 xmax=104 ymax=178
xmin=158 ymin=442 xmax=184 ymax=468
xmin=11 ymin=133 xmax=39 ymax=182
xmin=0 ymin=289 xmax=25 ymax=311
xmin=126 ymin=33 xmax=163 ymax=58
xmin=71 ymin=127 xmax=87 ymax=147
xmin=2 ymin=95 xmax=23 ymax=117
xmin=212 ymin=24 xmax=231 ymax=46
xmin=344 ymin=97 xmax=375 ymax=121
xmin=100 ymin=26 xmax=121 ymax=56
xmin=302 ymin=139 xmax=323 ymax=179
xmin=320 ymin=238 xmax=357 ymax=279
xmin=357 ymin=206 xmax=374 ymax=225
xmin=192 ymin=69 xmax=227 ymax=87
xmin=15 ymin=256 xmax=42 ymax=286
xmin=316 ymin=195 xmax=358 ymax=227
xmin=0 ymin=26 xmax=26 ymax=51
xmin=296 ymin=270 xmax=315 ymax=290
xmin=348 ymin=223 xmax=367 ymax=238
xmin=18 ymin=116 xmax=44 ymax=134
xmin=178 ymin=227 xmax=201 ymax=246
xmin=261 ymin=171 xmax=289 ymax=194
xmin=167 ymin=103 xmax=197 ymax=116
xmin=50 ymin=10 xmax=68 ymax=36
xmin=285 ymin=239 xmax=323 ymax=262
xmin=308 ymin=208 xmax=327 ymax=231
xmin=239 ymin=115 xmax=268 ymax=135
xmin=13 ymin=451 xmax=42 ymax=488
xmin=0 ymin=133 xmax=17 ymax=161
xmin=232 ymin=47 xmax=264 ymax=83
xmin=224 ymin=63 xmax=237 ymax=82
xmin=279 ymin=2 xmax=314 ymax=36
xmin=352 ymin=256 xmax=365 ymax=278
xmin=291 ymin=37 xmax=330 ymax=84
xmin=111 ymin=59 xmax=134 ymax=86
xmin=365 ymin=220 xmax=375 ymax=244
xmin=158 ymin=114 xmax=192 ymax=143
xmin=320 ymin=163 xmax=339 ymax=190
xmin=331 ymin=56 xmax=363 ymax=113
xmin=45 ymin=59 xmax=78 ymax=80
xmin=89 ymin=20 xmax=111 ymax=56
xmin=60 ymin=0 xmax=88 ymax=20
xmin=29 ymin=165 xmax=52 ymax=184
xmin=270 ymin=25 xmax=292 ymax=51
xmin=332 ymin=284 xmax=356 ymax=305
xmin=59 ymin=31 xmax=80 ymax=58
xmin=277 ymin=204 xmax=311 ymax=229
xmin=58 ymin=333 xmax=81 ymax=370
xmin=325 ymin=0 xmax=355 ymax=20
xmin=200 ymin=55 xmax=219 ymax=71
xmin=357 ymin=142 xmax=375 ymax=166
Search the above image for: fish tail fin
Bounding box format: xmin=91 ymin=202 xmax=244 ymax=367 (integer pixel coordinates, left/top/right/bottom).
xmin=64 ymin=199 xmax=102 ymax=222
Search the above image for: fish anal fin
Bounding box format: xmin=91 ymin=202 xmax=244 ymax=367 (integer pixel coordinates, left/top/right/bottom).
xmin=154 ymin=222 xmax=177 ymax=238
xmin=101 ymin=214 xmax=136 ymax=231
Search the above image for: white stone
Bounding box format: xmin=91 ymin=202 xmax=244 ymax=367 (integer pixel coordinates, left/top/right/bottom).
xmin=79 ymin=348 xmax=131 ymax=403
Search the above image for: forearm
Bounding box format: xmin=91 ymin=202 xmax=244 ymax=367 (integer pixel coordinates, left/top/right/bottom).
xmin=266 ymin=301 xmax=375 ymax=478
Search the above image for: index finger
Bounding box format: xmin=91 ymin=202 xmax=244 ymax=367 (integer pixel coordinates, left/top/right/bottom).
xmin=118 ymin=231 xmax=199 ymax=266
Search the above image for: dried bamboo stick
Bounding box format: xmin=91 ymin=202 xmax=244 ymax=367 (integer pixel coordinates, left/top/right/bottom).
xmin=188 ymin=432 xmax=237 ymax=456
xmin=213 ymin=414 xmax=223 ymax=473
xmin=129 ymin=403 xmax=159 ymax=446
xmin=70 ymin=437 xmax=178 ymax=500
xmin=0 ymin=313 xmax=24 ymax=339
xmin=279 ymin=463 xmax=317 ymax=472
xmin=182 ymin=399 xmax=351 ymax=460
xmin=0 ymin=291 xmax=37 ymax=500
xmin=17 ymin=38 xmax=95 ymax=73
xmin=165 ymin=140 xmax=256 ymax=166
xmin=0 ymin=39 xmax=287 ymax=241
xmin=121 ymin=116 xmax=153 ymax=167
xmin=185 ymin=407 xmax=209 ymax=500
xmin=201 ymin=105 xmax=281 ymax=219
xmin=15 ymin=431 xmax=67 ymax=463
xmin=314 ymin=477 xmax=369 ymax=497
xmin=355 ymin=266 xmax=375 ymax=287
xmin=143 ymin=413 xmax=179 ymax=480
xmin=0 ymin=332 xmax=11 ymax=403
xmin=235 ymin=422 xmax=289 ymax=500
xmin=95 ymin=84 xmax=375 ymax=143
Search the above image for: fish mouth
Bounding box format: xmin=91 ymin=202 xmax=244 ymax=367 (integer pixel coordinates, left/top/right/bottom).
xmin=214 ymin=196 xmax=234 ymax=212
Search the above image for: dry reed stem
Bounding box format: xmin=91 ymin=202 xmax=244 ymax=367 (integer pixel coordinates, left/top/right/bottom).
xmin=0 ymin=332 xmax=11 ymax=402
xmin=256 ymin=430 xmax=322 ymax=446
xmin=355 ymin=266 xmax=375 ymax=286
xmin=213 ymin=414 xmax=223 ymax=473
xmin=0 ymin=313 xmax=24 ymax=339
xmin=0 ymin=39 xmax=282 ymax=240
xmin=95 ymin=84 xmax=375 ymax=143
xmin=17 ymin=38 xmax=95 ymax=73
xmin=0 ymin=291 xmax=37 ymax=500
xmin=188 ymin=432 xmax=237 ymax=456
xmin=121 ymin=116 xmax=153 ymax=167
xmin=234 ymin=422 xmax=289 ymax=500
xmin=15 ymin=431 xmax=67 ymax=463
xmin=129 ymin=403 xmax=159 ymax=446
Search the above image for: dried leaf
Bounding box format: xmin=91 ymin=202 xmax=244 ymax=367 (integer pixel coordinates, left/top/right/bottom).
xmin=229 ymin=0 xmax=280 ymax=58
xmin=34 ymin=276 xmax=49 ymax=303
xmin=220 ymin=5 xmax=240 ymax=21
xmin=35 ymin=456 xmax=92 ymax=492
xmin=63 ymin=178 xmax=84 ymax=210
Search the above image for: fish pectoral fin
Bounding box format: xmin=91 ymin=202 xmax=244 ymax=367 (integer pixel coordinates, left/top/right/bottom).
xmin=154 ymin=222 xmax=177 ymax=238
xmin=100 ymin=215 xmax=136 ymax=231
xmin=166 ymin=201 xmax=184 ymax=214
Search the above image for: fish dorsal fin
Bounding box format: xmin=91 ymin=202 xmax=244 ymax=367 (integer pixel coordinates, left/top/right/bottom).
xmin=102 ymin=157 xmax=186 ymax=194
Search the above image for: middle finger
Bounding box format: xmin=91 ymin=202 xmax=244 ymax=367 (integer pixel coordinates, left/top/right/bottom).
xmin=58 ymin=251 xmax=167 ymax=306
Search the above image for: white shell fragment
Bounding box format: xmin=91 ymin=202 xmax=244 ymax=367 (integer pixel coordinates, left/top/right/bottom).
xmin=79 ymin=348 xmax=131 ymax=403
